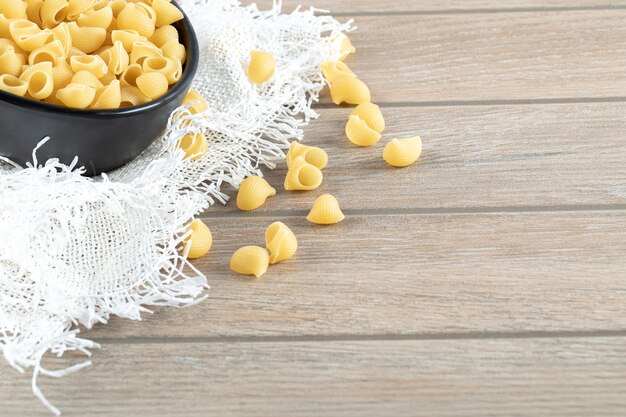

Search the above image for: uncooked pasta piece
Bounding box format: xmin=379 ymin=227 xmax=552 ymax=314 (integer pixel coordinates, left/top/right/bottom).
xmin=321 ymin=60 xmax=355 ymax=83
xmin=383 ymin=136 xmax=422 ymax=167
xmin=345 ymin=115 xmax=381 ymax=147
xmin=0 ymin=14 xmax=12 ymax=38
xmin=0 ymin=74 xmax=28 ymax=96
xmin=10 ymin=20 xmax=53 ymax=51
xmin=183 ymin=219 xmax=212 ymax=259
xmin=67 ymin=0 xmax=97 ymax=20
xmin=119 ymin=85 xmax=148 ymax=106
xmin=100 ymin=40 xmax=129 ymax=75
xmin=50 ymin=22 xmax=71 ymax=57
xmin=129 ymin=40 xmax=162 ymax=65
xmin=142 ymin=56 xmax=177 ymax=83
xmin=67 ymin=22 xmax=106 ymax=53
xmin=92 ymin=79 xmax=121 ymax=109
xmin=55 ymin=82 xmax=96 ymax=108
xmin=306 ymin=194 xmax=345 ymax=225
xmin=135 ymin=71 xmax=167 ymax=99
xmin=70 ymin=54 xmax=108 ymax=78
xmin=0 ymin=0 xmax=28 ymax=19
xmin=116 ymin=2 xmax=155 ymax=37
xmin=119 ymin=63 xmax=142 ymax=86
xmin=236 ymin=176 xmax=276 ymax=211
xmin=51 ymin=57 xmax=73 ymax=89
xmin=182 ymin=89 xmax=208 ymax=114
xmin=20 ymin=62 xmax=54 ymax=98
xmin=330 ymin=75 xmax=370 ymax=105
xmin=230 ymin=246 xmax=270 ymax=278
xmin=339 ymin=34 xmax=355 ymax=60
xmin=176 ymin=132 xmax=207 ymax=160
xmin=349 ymin=102 xmax=384 ymax=133
xmin=248 ymin=50 xmax=275 ymax=84
xmin=40 ymin=0 xmax=69 ymax=28
xmin=26 ymin=0 xmax=45 ymax=26
xmin=284 ymin=156 xmax=323 ymax=191
xmin=76 ymin=5 xmax=113 ymax=29
xmin=149 ymin=24 xmax=178 ymax=47
xmin=151 ymin=0 xmax=183 ymax=27
xmin=72 ymin=70 xmax=103 ymax=88
xmin=111 ymin=29 xmax=143 ymax=52
xmin=286 ymin=141 xmax=328 ymax=170
xmin=160 ymin=38 xmax=185 ymax=63
xmin=265 ymin=221 xmax=297 ymax=264
xmin=0 ymin=46 xmax=26 ymax=77
xmin=29 ymin=40 xmax=64 ymax=64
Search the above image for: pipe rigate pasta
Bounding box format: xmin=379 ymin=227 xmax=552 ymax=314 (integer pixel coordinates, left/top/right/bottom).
xmin=51 ymin=22 xmax=71 ymax=56
xmin=383 ymin=136 xmax=422 ymax=167
xmin=151 ymin=0 xmax=184 ymax=27
xmin=100 ymin=41 xmax=129 ymax=75
xmin=71 ymin=70 xmax=102 ymax=88
xmin=248 ymin=50 xmax=275 ymax=85
xmin=183 ymin=219 xmax=213 ymax=259
xmin=136 ymin=71 xmax=167 ymax=99
xmin=55 ymin=82 xmax=96 ymax=108
xmin=130 ymin=40 xmax=162 ymax=65
xmin=265 ymin=222 xmax=297 ymax=264
xmin=0 ymin=46 xmax=26 ymax=77
xmin=142 ymin=56 xmax=177 ymax=83
xmin=176 ymin=132 xmax=208 ymax=160
xmin=120 ymin=85 xmax=148 ymax=107
xmin=26 ymin=0 xmax=45 ymax=25
xmin=160 ymin=38 xmax=185 ymax=63
xmin=149 ymin=25 xmax=178 ymax=48
xmin=230 ymin=246 xmax=270 ymax=278
xmin=284 ymin=156 xmax=323 ymax=191
xmin=10 ymin=20 xmax=53 ymax=51
xmin=236 ymin=176 xmax=277 ymax=211
xmin=76 ymin=5 xmax=113 ymax=29
xmin=19 ymin=61 xmax=54 ymax=99
xmin=321 ymin=60 xmax=355 ymax=83
xmin=330 ymin=75 xmax=370 ymax=105
xmin=286 ymin=141 xmax=328 ymax=170
xmin=339 ymin=35 xmax=355 ymax=60
xmin=111 ymin=29 xmax=143 ymax=53
xmin=182 ymin=89 xmax=208 ymax=114
xmin=70 ymin=54 xmax=108 ymax=78
xmin=0 ymin=0 xmax=28 ymax=19
xmin=40 ymin=0 xmax=69 ymax=28
xmin=29 ymin=39 xmax=65 ymax=64
xmin=345 ymin=115 xmax=381 ymax=147
xmin=67 ymin=22 xmax=106 ymax=53
xmin=0 ymin=16 xmax=13 ymax=39
xmin=0 ymin=74 xmax=28 ymax=96
xmin=51 ymin=57 xmax=73 ymax=88
xmin=306 ymin=194 xmax=345 ymax=225
xmin=120 ymin=63 xmax=142 ymax=87
xmin=92 ymin=79 xmax=121 ymax=109
xmin=116 ymin=2 xmax=155 ymax=37
xmin=349 ymin=102 xmax=385 ymax=133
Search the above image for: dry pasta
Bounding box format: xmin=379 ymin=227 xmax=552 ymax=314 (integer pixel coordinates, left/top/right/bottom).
xmin=265 ymin=222 xmax=297 ymax=264
xmin=0 ymin=0 xmax=186 ymax=108
xmin=349 ymin=102 xmax=385 ymax=133
xmin=236 ymin=176 xmax=276 ymax=211
xmin=286 ymin=141 xmax=328 ymax=170
xmin=306 ymin=194 xmax=345 ymax=225
xmin=284 ymin=156 xmax=323 ymax=191
xmin=330 ymin=75 xmax=370 ymax=105
xmin=182 ymin=219 xmax=212 ymax=259
xmin=230 ymin=246 xmax=270 ymax=278
xmin=345 ymin=115 xmax=381 ymax=147
xmin=382 ymin=136 xmax=422 ymax=168
xmin=248 ymin=50 xmax=275 ymax=85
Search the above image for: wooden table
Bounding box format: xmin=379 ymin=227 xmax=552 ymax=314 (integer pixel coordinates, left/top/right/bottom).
xmin=3 ymin=1 xmax=626 ymax=415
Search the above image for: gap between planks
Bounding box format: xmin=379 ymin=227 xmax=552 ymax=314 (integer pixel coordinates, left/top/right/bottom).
xmin=96 ymin=329 xmax=626 ymax=345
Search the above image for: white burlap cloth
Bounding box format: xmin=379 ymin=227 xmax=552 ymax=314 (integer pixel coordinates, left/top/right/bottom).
xmin=0 ymin=0 xmax=350 ymax=413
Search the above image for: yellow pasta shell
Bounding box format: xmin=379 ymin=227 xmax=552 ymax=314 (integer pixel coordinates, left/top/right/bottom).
xmin=160 ymin=38 xmax=185 ymax=63
xmin=92 ymin=79 xmax=121 ymax=108
xmin=55 ymin=82 xmax=96 ymax=108
xmin=149 ymin=24 xmax=177 ymax=47
xmin=383 ymin=136 xmax=422 ymax=168
xmin=26 ymin=0 xmax=44 ymax=25
xmin=349 ymin=102 xmax=385 ymax=133
xmin=284 ymin=155 xmax=323 ymax=191
xmin=120 ymin=62 xmax=142 ymax=86
xmin=0 ymin=46 xmax=26 ymax=77
xmin=230 ymin=246 xmax=270 ymax=278
xmin=110 ymin=29 xmax=143 ymax=52
xmin=129 ymin=40 xmax=162 ymax=65
xmin=66 ymin=0 xmax=97 ymax=20
xmin=176 ymin=132 xmax=207 ymax=160
xmin=0 ymin=74 xmax=29 ymax=96
xmin=181 ymin=89 xmax=208 ymax=114
xmin=183 ymin=219 xmax=212 ymax=259
xmin=99 ymin=71 xmax=116 ymax=85
xmin=0 ymin=0 xmax=28 ymax=18
xmin=151 ymin=0 xmax=182 ymax=27
xmin=306 ymin=194 xmax=345 ymax=225
xmin=72 ymin=70 xmax=103 ymax=88
xmin=330 ymin=75 xmax=370 ymax=105
xmin=236 ymin=176 xmax=276 ymax=211
xmin=51 ymin=22 xmax=72 ymax=57
xmin=321 ymin=60 xmax=355 ymax=83
xmin=20 ymin=62 xmax=54 ymax=99
xmin=119 ymin=85 xmax=148 ymax=106
xmin=110 ymin=0 xmax=126 ymax=16
xmin=265 ymin=221 xmax=297 ymax=264
xmin=248 ymin=50 xmax=275 ymax=85
xmin=51 ymin=57 xmax=73 ymax=88
xmin=10 ymin=20 xmax=53 ymax=51
xmin=67 ymin=22 xmax=106 ymax=53
xmin=143 ymin=56 xmax=175 ymax=77
xmin=0 ymin=14 xmax=13 ymax=38
xmin=116 ymin=2 xmax=155 ymax=37
xmin=136 ymin=71 xmax=167 ymax=99
xmin=100 ymin=40 xmax=129 ymax=74
xmin=286 ymin=141 xmax=328 ymax=170
xmin=345 ymin=115 xmax=381 ymax=147
xmin=339 ymin=35 xmax=355 ymax=60
xmin=40 ymin=0 xmax=69 ymax=28
xmin=28 ymin=39 xmax=65 ymax=64
xmin=70 ymin=54 xmax=108 ymax=77
xmin=76 ymin=4 xmax=113 ymax=29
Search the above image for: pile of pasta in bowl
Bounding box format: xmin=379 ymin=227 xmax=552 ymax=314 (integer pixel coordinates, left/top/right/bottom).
xmin=0 ymin=0 xmax=187 ymax=109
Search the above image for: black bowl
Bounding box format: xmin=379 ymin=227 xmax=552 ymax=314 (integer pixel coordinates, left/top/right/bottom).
xmin=0 ymin=3 xmax=199 ymax=176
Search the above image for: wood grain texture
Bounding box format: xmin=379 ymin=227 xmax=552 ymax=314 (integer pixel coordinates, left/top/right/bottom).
xmin=84 ymin=211 xmax=626 ymax=339
xmin=307 ymin=11 xmax=626 ymax=102
xmin=206 ymin=103 xmax=626 ymax=214
xmin=251 ymin=0 xmax=626 ymax=13
xmin=2 ymin=337 xmax=626 ymax=416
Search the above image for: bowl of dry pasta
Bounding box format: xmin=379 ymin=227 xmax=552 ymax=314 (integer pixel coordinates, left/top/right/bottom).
xmin=0 ymin=0 xmax=199 ymax=175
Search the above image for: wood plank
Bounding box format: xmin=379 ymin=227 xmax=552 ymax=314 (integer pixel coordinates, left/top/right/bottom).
xmin=304 ymin=11 xmax=626 ymax=102
xmin=251 ymin=1 xmax=626 ymax=14
xmin=85 ymin=211 xmax=626 ymax=339
xmin=211 ymin=103 xmax=626 ymax=213
xmin=2 ymin=337 xmax=626 ymax=416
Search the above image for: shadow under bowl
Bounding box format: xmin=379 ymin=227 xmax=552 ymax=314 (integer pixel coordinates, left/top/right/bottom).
xmin=0 ymin=3 xmax=199 ymax=176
